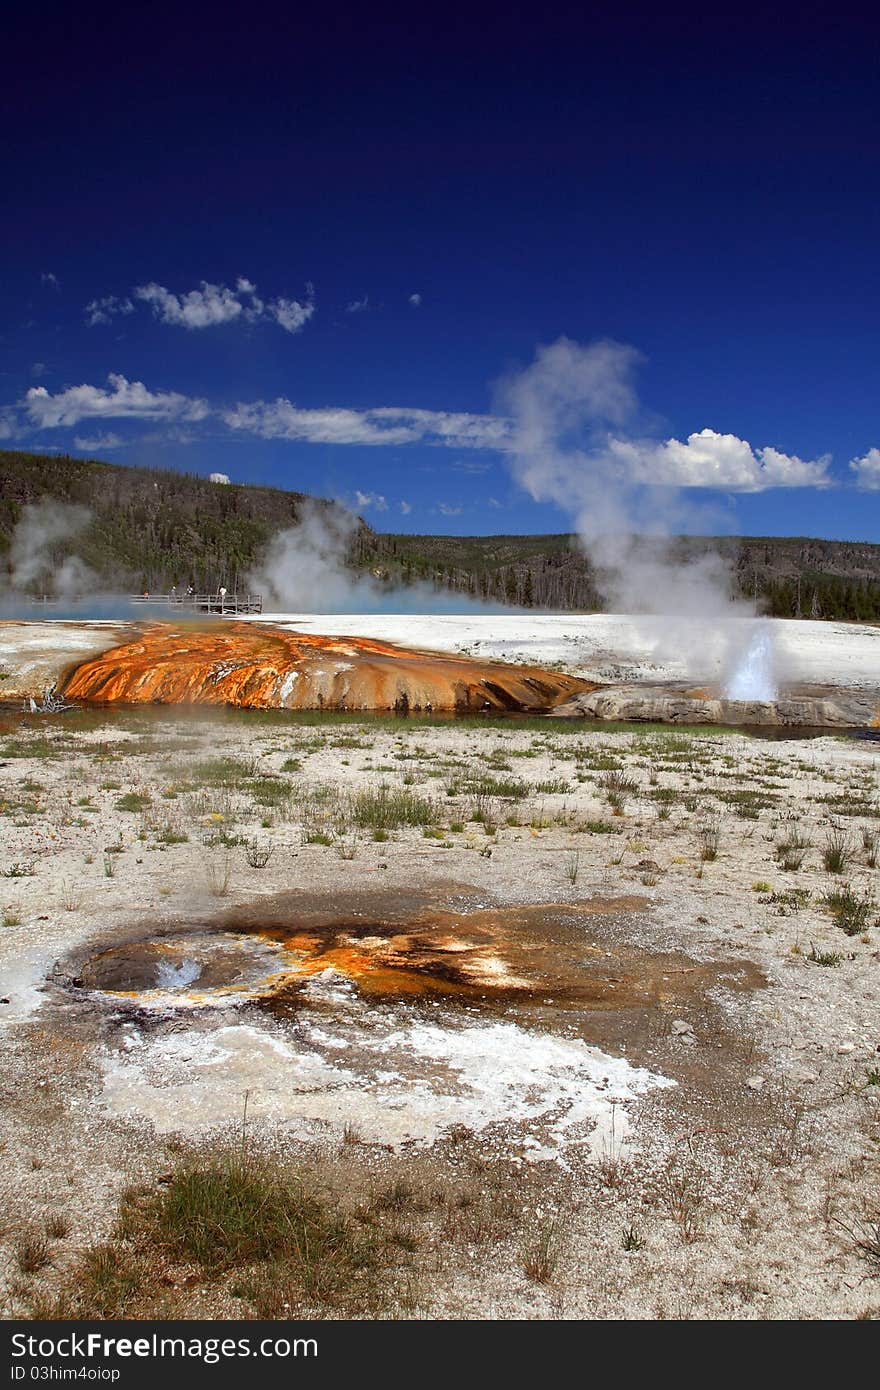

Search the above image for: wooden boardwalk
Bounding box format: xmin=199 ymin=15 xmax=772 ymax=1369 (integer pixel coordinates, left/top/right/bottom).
xmin=27 ymin=592 xmax=263 ymax=615
xmin=128 ymin=592 xmax=263 ymax=615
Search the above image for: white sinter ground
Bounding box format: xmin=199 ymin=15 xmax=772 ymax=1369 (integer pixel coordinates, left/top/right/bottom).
xmin=243 ymin=612 xmax=880 ymax=690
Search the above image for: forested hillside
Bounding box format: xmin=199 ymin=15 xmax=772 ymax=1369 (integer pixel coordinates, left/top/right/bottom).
xmin=0 ymin=449 xmax=343 ymax=593
xmin=2 ymin=449 xmax=879 ymax=619
xmin=361 ymin=531 xmax=880 ymax=621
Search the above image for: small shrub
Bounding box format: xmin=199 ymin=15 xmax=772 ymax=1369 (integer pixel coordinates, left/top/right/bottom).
xmin=521 ymin=1221 xmax=560 ymax=1283
xmin=2 ymin=862 xmax=35 ymax=878
xmin=698 ymin=819 xmax=721 ymax=862
xmin=115 ymin=792 xmax=151 ymax=813
xmin=806 ymin=945 xmax=843 ymax=967
xmin=761 ymin=887 xmax=811 ymax=915
xmin=823 ymin=886 xmax=877 ymax=936
xmin=244 ymin=839 xmax=273 ymax=869
xmin=203 ymin=853 xmax=233 ymax=898
xmin=349 ymin=786 xmax=437 ymax=830
xmin=823 ymin=828 xmax=854 ymax=875
xmin=601 ymin=771 xmax=638 ymax=810
xmin=621 ymin=1224 xmax=645 ymax=1252
xmin=775 ymin=823 xmax=811 ymax=872
xmin=16 ymin=1234 xmax=50 ymax=1274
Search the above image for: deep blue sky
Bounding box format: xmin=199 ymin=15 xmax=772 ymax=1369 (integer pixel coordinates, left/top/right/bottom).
xmin=1 ymin=1 xmax=878 ymax=540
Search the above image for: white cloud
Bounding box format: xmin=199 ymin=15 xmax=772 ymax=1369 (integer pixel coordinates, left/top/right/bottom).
xmin=268 ymin=290 xmax=315 ymax=334
xmin=408 ymin=293 xmax=422 ymax=307
xmin=399 ymin=499 xmax=412 ymax=515
xmin=223 ymin=399 xmax=506 ymax=449
xmin=31 ymin=362 xmax=46 ymax=378
xmin=85 ymin=295 xmax=135 ymax=326
xmin=132 ymin=277 xmax=315 ymax=334
xmin=25 ymin=374 xmax=209 ymax=429
xmin=73 ymin=432 xmax=124 ymax=451
xmin=369 ymin=407 xmax=510 ymax=449
xmin=604 ymin=429 xmax=832 ymax=492
xmin=224 ymin=401 xmax=417 ymax=446
xmin=209 ymin=472 xmax=231 ymax=485
xmin=488 ymin=497 xmax=503 ymax=508
xmin=346 ymin=296 xmax=369 ymax=313
xmin=849 ymin=447 xmax=880 ymax=491
xmin=0 ymin=413 xmax=16 ymax=440
xmin=438 ymin=502 xmax=463 ymax=516
xmin=355 ymin=489 xmax=388 ymax=512
xmin=41 ymin=272 xmax=59 ymax=289
xmin=135 ymin=280 xmax=246 ymax=329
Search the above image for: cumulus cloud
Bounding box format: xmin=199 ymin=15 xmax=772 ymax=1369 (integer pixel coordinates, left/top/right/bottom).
xmin=849 ymin=447 xmax=880 ymax=490
xmin=73 ymin=432 xmax=125 ymax=451
xmin=41 ymin=272 xmax=59 ymax=289
xmin=354 ymin=489 xmax=388 ymax=512
xmin=135 ymin=280 xmax=247 ymax=328
xmin=0 ymin=413 xmax=16 ymax=440
xmin=223 ymin=399 xmax=506 ymax=449
xmin=25 ymin=373 xmax=209 ymax=428
xmin=603 ymin=429 xmax=832 ymax=492
xmin=408 ymin=293 xmax=422 ymax=306
xmin=399 ymin=499 xmax=412 ymax=515
xmin=132 ymin=277 xmax=315 ymax=333
xmin=209 ymin=472 xmax=231 ymax=484
xmin=438 ymin=502 xmax=463 ymax=516
xmin=85 ymin=295 xmax=134 ymax=326
xmin=346 ymin=296 xmax=369 ymax=313
xmin=268 ymin=291 xmax=315 ymax=333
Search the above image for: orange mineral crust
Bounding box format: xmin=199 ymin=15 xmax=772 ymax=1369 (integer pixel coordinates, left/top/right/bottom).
xmin=59 ymin=620 xmax=594 ymax=712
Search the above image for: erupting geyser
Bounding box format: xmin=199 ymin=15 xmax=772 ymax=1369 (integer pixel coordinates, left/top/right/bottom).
xmin=724 ymin=623 xmax=778 ymax=702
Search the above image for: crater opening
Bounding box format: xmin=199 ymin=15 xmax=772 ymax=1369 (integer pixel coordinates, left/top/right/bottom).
xmin=63 ymin=931 xmax=288 ymax=1003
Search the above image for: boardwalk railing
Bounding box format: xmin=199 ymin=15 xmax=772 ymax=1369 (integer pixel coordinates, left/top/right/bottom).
xmin=128 ymin=592 xmax=263 ymax=615
xmin=27 ymin=592 xmax=263 ymax=615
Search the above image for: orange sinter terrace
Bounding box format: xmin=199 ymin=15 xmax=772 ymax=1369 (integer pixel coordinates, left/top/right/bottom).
xmin=58 ymin=620 xmax=595 ymax=713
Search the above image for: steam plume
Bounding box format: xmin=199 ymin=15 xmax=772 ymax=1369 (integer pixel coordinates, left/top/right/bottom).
xmin=249 ymin=499 xmax=505 ymax=615
xmin=6 ymin=500 xmax=96 ymax=596
xmin=497 ymin=338 xmax=777 ymax=687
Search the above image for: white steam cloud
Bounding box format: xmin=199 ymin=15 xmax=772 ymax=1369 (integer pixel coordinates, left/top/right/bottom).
xmin=5 ymin=500 xmax=96 ymax=596
xmin=248 ymin=500 xmax=504 ymax=616
xmin=497 ymin=338 xmax=798 ymax=691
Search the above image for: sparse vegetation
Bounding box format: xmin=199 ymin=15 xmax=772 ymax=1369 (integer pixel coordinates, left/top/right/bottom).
xmin=698 ymin=819 xmax=721 ymax=862
xmin=823 ymin=827 xmax=854 ymax=875
xmin=823 ymin=886 xmax=877 ymax=936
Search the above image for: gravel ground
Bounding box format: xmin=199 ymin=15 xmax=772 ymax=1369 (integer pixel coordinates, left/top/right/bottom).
xmin=1 ymin=703 xmax=878 ymax=1319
